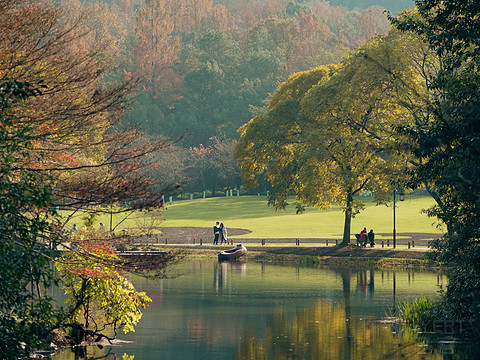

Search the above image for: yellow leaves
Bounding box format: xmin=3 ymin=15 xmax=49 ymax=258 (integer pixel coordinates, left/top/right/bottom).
xmin=57 ymin=236 xmax=153 ymax=335
xmin=270 ymin=64 xmax=339 ymax=110
xmin=236 ymin=29 xmax=418 ymax=215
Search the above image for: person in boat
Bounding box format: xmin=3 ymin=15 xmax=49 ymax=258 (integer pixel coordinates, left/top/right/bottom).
xmin=220 ymin=222 xmax=228 ymax=245
xmin=213 ymin=221 xmax=220 ymax=245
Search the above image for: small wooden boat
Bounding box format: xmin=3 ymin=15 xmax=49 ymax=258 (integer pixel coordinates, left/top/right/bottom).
xmin=218 ymin=244 xmax=247 ymax=261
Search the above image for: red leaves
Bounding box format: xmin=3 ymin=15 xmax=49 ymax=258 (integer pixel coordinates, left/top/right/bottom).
xmin=62 ymin=235 xmax=120 ymax=279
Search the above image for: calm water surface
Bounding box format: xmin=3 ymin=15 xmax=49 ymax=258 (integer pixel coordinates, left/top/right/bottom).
xmin=52 ymin=259 xmax=449 ymax=359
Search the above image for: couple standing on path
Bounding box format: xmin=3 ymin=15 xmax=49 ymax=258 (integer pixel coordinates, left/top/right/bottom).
xmin=213 ymin=221 xmax=228 ymax=245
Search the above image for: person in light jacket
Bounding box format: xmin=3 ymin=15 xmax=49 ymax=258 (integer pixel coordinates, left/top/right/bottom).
xmin=220 ymin=222 xmax=228 ymax=245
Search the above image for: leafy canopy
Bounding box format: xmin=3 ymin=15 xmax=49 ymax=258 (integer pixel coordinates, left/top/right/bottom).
xmin=235 ymin=32 xmax=425 ymax=244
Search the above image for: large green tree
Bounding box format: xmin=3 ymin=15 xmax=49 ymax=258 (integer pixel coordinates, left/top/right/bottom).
xmin=235 ymin=32 xmax=420 ymax=245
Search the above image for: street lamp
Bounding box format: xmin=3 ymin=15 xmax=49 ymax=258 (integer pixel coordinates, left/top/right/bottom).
xmin=393 ymin=188 xmax=405 ymax=249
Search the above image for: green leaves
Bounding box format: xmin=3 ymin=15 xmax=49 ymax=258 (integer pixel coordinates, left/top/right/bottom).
xmin=0 ymin=80 xmax=59 ymax=359
xmin=390 ymin=1 xmax=480 ymax=327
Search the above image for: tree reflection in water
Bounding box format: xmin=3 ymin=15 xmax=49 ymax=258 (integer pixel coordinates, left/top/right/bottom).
xmin=53 ymin=345 xmax=131 ymax=360
xmin=235 ymin=268 xmax=443 ymax=360
xmin=52 ymin=260 xmax=466 ymax=360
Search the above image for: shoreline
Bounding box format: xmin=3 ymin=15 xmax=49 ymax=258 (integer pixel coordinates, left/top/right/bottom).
xmin=129 ymin=227 xmax=442 ymax=270
xmin=157 ymin=243 xmax=441 ymax=270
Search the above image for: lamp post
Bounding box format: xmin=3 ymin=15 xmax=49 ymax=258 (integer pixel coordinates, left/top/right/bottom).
xmin=393 ymin=188 xmax=405 ymax=249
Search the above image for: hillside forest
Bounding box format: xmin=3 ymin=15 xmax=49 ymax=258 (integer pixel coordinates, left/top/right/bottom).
xmin=2 ymin=1 xmax=480 ymax=355
xmin=57 ymin=0 xmax=413 ymax=196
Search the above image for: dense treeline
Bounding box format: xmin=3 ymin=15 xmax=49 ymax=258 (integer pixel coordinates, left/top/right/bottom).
xmin=62 ymin=0 xmax=406 ymax=195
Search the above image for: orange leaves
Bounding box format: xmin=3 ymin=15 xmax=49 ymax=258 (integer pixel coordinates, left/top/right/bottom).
xmin=81 ymin=241 xmax=115 ymax=255
xmin=60 ymin=232 xmax=120 ymax=280
xmin=189 ymin=144 xmax=212 ymax=158
xmin=68 ymin=266 xmax=114 ymax=280
xmin=37 ymin=123 xmax=50 ymax=132
xmin=51 ymin=151 xmax=81 ymax=166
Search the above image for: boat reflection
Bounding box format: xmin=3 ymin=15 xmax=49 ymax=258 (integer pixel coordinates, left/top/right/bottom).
xmin=213 ymin=260 xmax=246 ymax=292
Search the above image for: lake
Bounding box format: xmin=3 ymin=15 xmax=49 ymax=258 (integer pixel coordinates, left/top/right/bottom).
xmin=52 ymin=259 xmax=450 ymax=359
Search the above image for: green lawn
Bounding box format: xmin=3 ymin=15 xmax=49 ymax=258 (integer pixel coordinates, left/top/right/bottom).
xmin=64 ymin=194 xmax=445 ymax=240
xmin=159 ymin=194 xmax=444 ymax=239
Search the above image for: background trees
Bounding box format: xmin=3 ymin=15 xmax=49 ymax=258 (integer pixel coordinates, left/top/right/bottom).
xmin=117 ymin=0 xmax=402 ymax=195
xmin=20 ymin=0 xmax=411 ymax=198
xmin=133 ymin=0 xmax=181 ymax=106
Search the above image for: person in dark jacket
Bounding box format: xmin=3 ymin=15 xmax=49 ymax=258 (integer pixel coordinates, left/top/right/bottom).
xmin=213 ymin=221 xmax=220 ymax=245
xmin=368 ymin=229 xmax=375 ymax=247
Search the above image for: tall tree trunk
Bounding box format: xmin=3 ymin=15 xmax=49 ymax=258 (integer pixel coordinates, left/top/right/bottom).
xmin=340 ymin=268 xmax=352 ymax=359
xmin=341 ymin=190 xmax=353 ymax=246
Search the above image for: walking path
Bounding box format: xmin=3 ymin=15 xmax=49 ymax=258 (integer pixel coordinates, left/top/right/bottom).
xmin=146 ymin=226 xmax=439 ymax=248
xmin=131 ymin=227 xmax=440 ymax=263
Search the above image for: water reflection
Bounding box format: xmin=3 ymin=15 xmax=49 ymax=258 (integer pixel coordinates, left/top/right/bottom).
xmin=236 ymin=302 xmax=433 ymax=360
xmin=213 ymin=261 xmax=247 ymax=292
xmin=356 ymin=270 xmax=374 ymax=296
xmin=53 ymin=260 xmax=452 ymax=360
xmin=52 ymin=345 xmax=120 ymax=360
